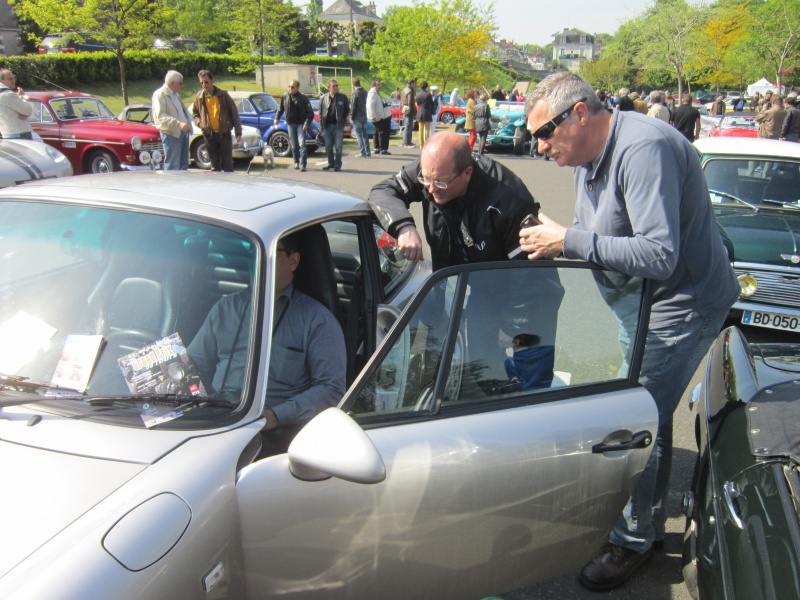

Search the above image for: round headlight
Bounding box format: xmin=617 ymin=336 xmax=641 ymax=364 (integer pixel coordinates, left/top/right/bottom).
xmin=242 ymin=141 xmax=249 ymax=151
xmin=131 ymin=136 xmax=142 ymax=151
xmin=501 ymin=115 xmax=510 ymax=125
xmin=139 ymin=150 xmax=151 ymax=164
xmin=738 ymin=274 xmax=758 ymax=297
xmin=151 ymin=149 xmax=163 ymax=164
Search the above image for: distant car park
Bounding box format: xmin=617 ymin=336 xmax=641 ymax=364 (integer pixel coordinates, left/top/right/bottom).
xmin=153 ymin=37 xmax=211 ymax=52
xmin=38 ymin=33 xmax=111 ymax=54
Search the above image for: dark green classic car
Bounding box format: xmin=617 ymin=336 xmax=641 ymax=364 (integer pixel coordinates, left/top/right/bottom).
xmin=682 ymin=327 xmax=800 ymax=600
xmin=695 ymin=138 xmax=800 ymax=336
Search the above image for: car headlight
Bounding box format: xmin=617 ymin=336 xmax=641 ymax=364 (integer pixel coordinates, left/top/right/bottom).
xmin=738 ymin=273 xmax=758 ymax=297
xmin=139 ymin=150 xmax=151 ymax=164
xmin=501 ymin=115 xmax=510 ymax=125
xmin=151 ymin=149 xmax=163 ymax=164
xmin=131 ymin=136 xmax=142 ymax=151
xmin=44 ymin=145 xmax=69 ymax=163
xmin=242 ymin=140 xmax=249 ymax=151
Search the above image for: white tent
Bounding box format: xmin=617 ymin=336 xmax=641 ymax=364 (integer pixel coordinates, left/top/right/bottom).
xmin=747 ymin=78 xmax=784 ymax=96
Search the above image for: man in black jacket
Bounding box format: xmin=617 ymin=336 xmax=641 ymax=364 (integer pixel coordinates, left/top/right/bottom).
xmin=350 ymin=77 xmax=370 ymax=157
xmin=368 ymin=131 xmax=539 ymax=270
xmin=275 ymin=79 xmax=314 ymax=171
xmin=319 ymin=79 xmax=350 ymax=171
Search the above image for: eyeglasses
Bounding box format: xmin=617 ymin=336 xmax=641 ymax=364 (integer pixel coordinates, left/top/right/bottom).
xmin=532 ymin=98 xmax=586 ymax=140
xmin=330 ymin=84 xmax=339 ymax=88
xmin=417 ymin=167 xmax=467 ymax=190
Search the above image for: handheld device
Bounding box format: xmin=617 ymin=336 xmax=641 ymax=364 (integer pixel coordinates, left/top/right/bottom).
xmin=520 ymin=214 xmax=541 ymax=228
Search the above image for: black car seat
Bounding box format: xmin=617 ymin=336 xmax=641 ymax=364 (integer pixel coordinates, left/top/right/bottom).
xmin=291 ymin=224 xmax=341 ymax=323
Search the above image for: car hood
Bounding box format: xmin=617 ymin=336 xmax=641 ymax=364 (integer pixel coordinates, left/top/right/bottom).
xmin=0 ymin=438 xmax=145 ymax=578
xmin=65 ymin=118 xmax=161 ymax=139
xmin=715 ymin=207 xmax=800 ymax=265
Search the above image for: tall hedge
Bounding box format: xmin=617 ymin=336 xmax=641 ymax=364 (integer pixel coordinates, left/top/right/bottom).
xmin=0 ymin=51 xmax=371 ymax=90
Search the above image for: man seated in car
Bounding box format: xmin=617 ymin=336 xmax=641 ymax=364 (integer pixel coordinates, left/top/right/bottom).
xmin=188 ymin=231 xmax=346 ymax=452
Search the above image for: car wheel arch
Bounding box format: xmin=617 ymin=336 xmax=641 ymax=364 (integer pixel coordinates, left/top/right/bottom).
xmin=83 ymin=146 xmax=120 ymax=174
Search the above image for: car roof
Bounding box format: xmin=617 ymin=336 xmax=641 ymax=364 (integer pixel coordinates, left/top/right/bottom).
xmin=228 ymin=91 xmax=272 ymax=99
xmin=694 ymin=137 xmax=800 ymax=160
xmin=26 ymin=91 xmax=99 ymax=101
xmin=0 ymin=171 xmax=367 ymax=232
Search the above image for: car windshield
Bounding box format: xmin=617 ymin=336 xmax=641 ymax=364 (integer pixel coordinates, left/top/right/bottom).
xmin=704 ymin=158 xmax=800 ymax=207
xmin=249 ymin=94 xmax=279 ymax=113
xmin=719 ymin=116 xmax=757 ymax=130
xmin=0 ymin=202 xmax=257 ymax=428
xmin=50 ymin=97 xmax=115 ymax=120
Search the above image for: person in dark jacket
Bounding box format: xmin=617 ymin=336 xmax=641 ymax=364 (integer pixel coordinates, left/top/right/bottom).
xmin=780 ymin=95 xmax=800 ymax=142
xmin=504 ymin=333 xmax=555 ymax=390
xmin=473 ymin=92 xmax=492 ymax=155
xmin=368 ymin=130 xmax=539 ymax=270
xmin=275 ymin=79 xmax=314 ymax=171
xmin=401 ymin=79 xmax=417 ymax=148
xmin=319 ymin=78 xmax=350 ymax=171
xmin=415 ymin=80 xmax=434 ymax=149
xmin=192 ymin=70 xmax=242 ymax=172
xmin=349 ymin=77 xmax=370 ymax=158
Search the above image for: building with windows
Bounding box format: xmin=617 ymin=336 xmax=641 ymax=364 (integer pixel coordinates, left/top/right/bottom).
xmin=551 ymin=28 xmax=601 ymax=72
xmin=0 ymin=0 xmax=22 ymax=56
xmin=319 ymin=0 xmax=382 ymax=27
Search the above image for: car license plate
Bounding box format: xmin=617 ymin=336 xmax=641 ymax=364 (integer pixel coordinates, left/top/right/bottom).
xmin=742 ymin=310 xmax=800 ymax=332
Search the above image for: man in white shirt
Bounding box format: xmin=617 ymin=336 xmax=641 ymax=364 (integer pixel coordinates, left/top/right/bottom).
xmin=0 ymin=69 xmax=33 ymax=139
xmin=152 ymin=70 xmax=193 ymax=170
xmin=647 ymin=91 xmax=671 ymax=123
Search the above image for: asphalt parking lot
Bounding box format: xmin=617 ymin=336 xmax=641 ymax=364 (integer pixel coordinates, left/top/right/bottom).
xmin=237 ymin=134 xmax=702 ymax=600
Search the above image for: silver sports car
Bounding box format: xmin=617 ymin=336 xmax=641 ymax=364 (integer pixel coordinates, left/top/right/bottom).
xmin=0 ymin=137 xmax=72 ymax=186
xmin=0 ymin=171 xmax=657 ymax=598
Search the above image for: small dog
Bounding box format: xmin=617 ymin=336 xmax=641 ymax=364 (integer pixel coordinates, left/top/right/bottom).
xmin=262 ymin=146 xmax=275 ymax=168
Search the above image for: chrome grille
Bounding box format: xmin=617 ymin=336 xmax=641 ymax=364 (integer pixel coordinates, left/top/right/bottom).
xmin=736 ymin=264 xmax=800 ymax=309
xmin=142 ymin=142 xmax=164 ymax=153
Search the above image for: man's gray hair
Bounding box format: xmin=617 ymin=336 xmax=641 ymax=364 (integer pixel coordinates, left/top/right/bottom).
xmin=651 ymin=91 xmax=662 ymax=104
xmin=165 ymin=70 xmax=183 ymax=85
xmin=524 ymin=72 xmax=606 ymax=118
xmin=618 ymin=87 xmax=630 ymax=97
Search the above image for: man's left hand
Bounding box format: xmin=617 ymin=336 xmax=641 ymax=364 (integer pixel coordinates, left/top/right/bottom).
xmin=262 ymin=407 xmax=279 ymax=431
xmin=520 ymin=212 xmax=566 ymax=260
xmin=236 ymin=135 xmax=242 ymax=143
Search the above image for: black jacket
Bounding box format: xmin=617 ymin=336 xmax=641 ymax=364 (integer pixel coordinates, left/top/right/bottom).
xmin=319 ymin=92 xmax=350 ymax=129
xmin=276 ymin=91 xmax=314 ymax=127
xmin=350 ymin=86 xmax=368 ymax=120
xmin=415 ymin=90 xmax=434 ymax=122
xmin=368 ymin=155 xmax=539 ymax=270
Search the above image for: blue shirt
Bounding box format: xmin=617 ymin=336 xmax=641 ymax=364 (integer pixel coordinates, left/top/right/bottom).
xmin=563 ymin=110 xmax=739 ymax=326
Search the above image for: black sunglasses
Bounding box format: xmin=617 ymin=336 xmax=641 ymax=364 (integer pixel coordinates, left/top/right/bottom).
xmin=532 ymin=98 xmax=586 ymax=140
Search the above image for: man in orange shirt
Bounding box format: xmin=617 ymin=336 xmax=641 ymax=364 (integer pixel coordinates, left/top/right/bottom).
xmin=192 ymin=70 xmax=242 ymax=172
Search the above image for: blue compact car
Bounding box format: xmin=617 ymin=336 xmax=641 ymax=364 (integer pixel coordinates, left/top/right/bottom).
xmin=455 ymin=101 xmax=530 ymax=155
xmin=228 ymin=91 xmax=320 ymax=158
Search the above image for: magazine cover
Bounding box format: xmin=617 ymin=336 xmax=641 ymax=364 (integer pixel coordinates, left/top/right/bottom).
xmin=117 ymin=332 xmax=206 ymax=398
xmin=50 ymin=334 xmax=106 ymax=393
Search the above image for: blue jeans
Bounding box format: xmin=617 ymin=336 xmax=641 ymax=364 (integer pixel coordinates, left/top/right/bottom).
xmin=352 ymin=117 xmax=370 ymax=156
xmin=610 ymin=309 xmax=729 ymax=553
xmin=161 ymin=131 xmax=190 ymax=170
xmin=403 ymin=114 xmax=414 ymax=145
xmin=287 ymin=124 xmax=307 ymax=167
xmin=323 ymin=125 xmax=343 ymax=168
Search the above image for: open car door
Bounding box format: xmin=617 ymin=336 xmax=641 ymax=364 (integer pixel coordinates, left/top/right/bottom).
xmin=236 ymin=261 xmax=658 ymax=599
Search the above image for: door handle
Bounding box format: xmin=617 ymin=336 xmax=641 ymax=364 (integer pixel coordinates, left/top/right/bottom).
xmin=592 ymin=430 xmax=653 ymax=454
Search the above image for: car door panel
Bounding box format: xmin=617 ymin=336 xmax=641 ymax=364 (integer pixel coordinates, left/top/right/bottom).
xmin=237 ymin=261 xmax=657 ymax=598
xmin=237 ymin=388 xmax=655 ymax=599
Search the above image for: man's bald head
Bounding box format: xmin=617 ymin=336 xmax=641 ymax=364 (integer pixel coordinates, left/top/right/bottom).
xmin=419 ymin=132 xmax=474 ymax=205
xmin=421 ymin=131 xmax=473 ymax=173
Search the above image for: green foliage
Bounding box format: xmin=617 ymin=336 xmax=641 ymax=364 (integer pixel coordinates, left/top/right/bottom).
xmin=746 ymin=0 xmax=800 ymax=91
xmin=369 ymin=0 xmax=494 ymax=91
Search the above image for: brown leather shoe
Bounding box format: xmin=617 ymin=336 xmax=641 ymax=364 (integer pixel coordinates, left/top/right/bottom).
xmin=578 ymin=542 xmax=654 ymax=591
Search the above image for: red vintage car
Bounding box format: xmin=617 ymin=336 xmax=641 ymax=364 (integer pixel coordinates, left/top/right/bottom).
xmin=26 ymin=91 xmax=164 ymax=174
xmin=709 ymin=114 xmax=759 ymax=138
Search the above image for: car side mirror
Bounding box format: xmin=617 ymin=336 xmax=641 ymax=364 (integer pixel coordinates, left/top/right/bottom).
xmin=287 ymin=408 xmax=386 ymax=484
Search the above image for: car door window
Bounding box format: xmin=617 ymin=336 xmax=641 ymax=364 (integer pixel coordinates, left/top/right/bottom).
xmin=346 ymin=262 xmax=646 ymax=418
xmin=27 ymin=100 xmax=53 ymax=123
xmin=237 ymin=99 xmax=255 ymax=114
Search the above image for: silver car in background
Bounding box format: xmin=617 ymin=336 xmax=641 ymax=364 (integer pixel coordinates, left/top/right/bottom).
xmin=0 ymin=171 xmax=657 ymax=598
xmin=0 ymin=137 xmax=72 ymax=186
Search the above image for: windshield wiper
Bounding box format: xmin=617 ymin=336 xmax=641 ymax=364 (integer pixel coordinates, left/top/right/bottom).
xmin=761 ymin=198 xmax=800 ymax=210
xmin=84 ymin=393 xmax=234 ymax=408
xmin=0 ymin=373 xmax=84 ymax=405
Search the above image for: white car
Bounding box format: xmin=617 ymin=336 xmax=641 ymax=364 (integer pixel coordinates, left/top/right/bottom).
xmin=0 ymin=137 xmax=72 ymax=186
xmin=0 ymin=171 xmax=658 ymax=599
xmin=117 ymin=103 xmax=264 ymax=169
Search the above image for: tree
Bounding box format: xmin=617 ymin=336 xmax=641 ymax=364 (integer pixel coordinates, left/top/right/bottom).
xmin=316 ymin=19 xmax=341 ymax=55
xmin=690 ymin=2 xmax=749 ymax=93
xmin=305 ymin=0 xmax=323 ymax=23
xmin=746 ymin=0 xmax=800 ymax=92
xmin=369 ymin=0 xmax=494 ymax=91
xmin=157 ymin=0 xmax=228 ymax=52
xmin=225 ymin=0 xmax=302 ymax=81
xmin=11 ymin=0 xmax=160 ymax=104
xmin=633 ymin=0 xmax=708 ymax=97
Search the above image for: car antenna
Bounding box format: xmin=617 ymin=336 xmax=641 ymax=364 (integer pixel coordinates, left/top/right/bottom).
xmin=30 ymin=73 xmax=71 ymax=93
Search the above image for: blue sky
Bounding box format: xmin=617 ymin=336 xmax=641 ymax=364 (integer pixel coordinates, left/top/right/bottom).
xmin=362 ymin=0 xmax=658 ymax=46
